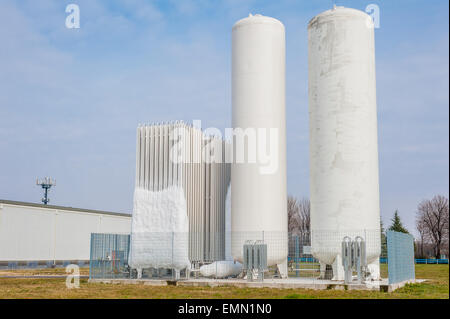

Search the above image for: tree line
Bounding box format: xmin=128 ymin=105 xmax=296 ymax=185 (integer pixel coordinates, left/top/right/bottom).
xmin=287 ymin=194 xmax=449 ymax=259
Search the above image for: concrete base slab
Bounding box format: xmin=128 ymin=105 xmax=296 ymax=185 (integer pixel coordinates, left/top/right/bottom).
xmin=379 ymin=279 xmax=425 ymax=292
xmin=89 ymin=277 xmax=425 ymax=292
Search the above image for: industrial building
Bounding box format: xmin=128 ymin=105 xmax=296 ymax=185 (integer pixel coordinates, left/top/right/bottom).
xmin=0 ymin=199 xmax=130 ymax=266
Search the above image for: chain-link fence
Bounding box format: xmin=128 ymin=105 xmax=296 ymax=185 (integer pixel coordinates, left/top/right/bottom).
xmin=89 ymin=230 xmax=392 ymax=283
xmin=288 ymin=232 xmax=320 ymax=278
xmin=88 ymin=230 xmax=416 ymax=285
xmin=89 ymin=233 xmax=130 ymax=280
xmin=0 ymin=229 xmax=416 ymax=285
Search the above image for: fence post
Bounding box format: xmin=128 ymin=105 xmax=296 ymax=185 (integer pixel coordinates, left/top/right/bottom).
xmin=172 ymin=231 xmax=174 ymax=280
xmin=89 ymin=233 xmax=93 ymax=280
xmin=127 ymin=234 xmax=131 ymax=279
xmin=295 ymin=235 xmax=299 ymax=277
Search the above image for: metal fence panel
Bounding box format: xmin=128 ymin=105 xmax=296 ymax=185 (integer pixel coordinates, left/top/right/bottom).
xmin=287 ymin=232 xmax=320 ymax=278
xmin=89 ymin=233 xmax=130 ymax=280
xmin=387 ymin=230 xmax=415 ymax=284
xmin=90 ymin=230 xmax=391 ymax=283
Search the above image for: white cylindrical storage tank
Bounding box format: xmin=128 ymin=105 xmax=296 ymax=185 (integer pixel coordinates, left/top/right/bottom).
xmin=231 ymin=14 xmax=288 ymax=272
xmin=308 ymin=6 xmax=381 ymax=279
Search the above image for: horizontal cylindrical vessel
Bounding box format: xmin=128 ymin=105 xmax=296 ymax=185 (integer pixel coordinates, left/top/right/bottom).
xmin=231 ymin=14 xmax=288 ymax=268
xmin=308 ymin=7 xmax=381 ymax=278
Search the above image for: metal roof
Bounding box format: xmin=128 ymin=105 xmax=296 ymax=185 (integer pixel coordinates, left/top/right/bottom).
xmin=0 ymin=199 xmax=131 ymax=218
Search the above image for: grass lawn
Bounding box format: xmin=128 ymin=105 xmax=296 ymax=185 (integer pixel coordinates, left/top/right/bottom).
xmin=0 ymin=264 xmax=448 ymax=299
xmin=0 ymin=267 xmax=90 ymax=277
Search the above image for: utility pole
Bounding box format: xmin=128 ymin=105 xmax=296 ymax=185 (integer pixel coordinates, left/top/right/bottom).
xmin=36 ymin=177 xmax=56 ymax=205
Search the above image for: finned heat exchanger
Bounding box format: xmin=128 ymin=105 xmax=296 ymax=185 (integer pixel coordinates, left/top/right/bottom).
xmin=129 ymin=121 xmax=230 ymax=275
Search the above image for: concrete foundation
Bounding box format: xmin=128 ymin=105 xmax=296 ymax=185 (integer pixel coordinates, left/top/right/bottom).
xmin=89 ymin=277 xmax=424 ymax=292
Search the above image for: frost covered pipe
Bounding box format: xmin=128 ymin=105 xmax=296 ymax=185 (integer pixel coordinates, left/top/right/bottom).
xmin=308 ymin=6 xmax=381 ymax=280
xmin=200 ymin=261 xmax=243 ymax=278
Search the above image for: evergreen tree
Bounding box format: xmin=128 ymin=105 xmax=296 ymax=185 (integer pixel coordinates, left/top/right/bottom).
xmin=388 ymin=210 xmax=409 ymax=234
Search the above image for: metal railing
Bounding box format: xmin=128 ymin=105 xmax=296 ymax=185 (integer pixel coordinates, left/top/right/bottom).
xmin=380 ymin=257 xmax=449 ymax=264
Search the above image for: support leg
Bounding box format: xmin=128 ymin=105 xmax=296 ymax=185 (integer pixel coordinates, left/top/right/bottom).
xmin=332 ymin=255 xmax=345 ymax=281
xmin=366 ymin=259 xmax=381 ymax=281
xmin=277 ymin=258 xmax=288 ymax=279
xmin=319 ymin=262 xmax=327 ymax=279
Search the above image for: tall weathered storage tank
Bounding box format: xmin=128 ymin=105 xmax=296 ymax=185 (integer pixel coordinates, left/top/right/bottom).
xmin=308 ymin=6 xmax=381 ymax=280
xmin=231 ymin=14 xmax=288 ymax=276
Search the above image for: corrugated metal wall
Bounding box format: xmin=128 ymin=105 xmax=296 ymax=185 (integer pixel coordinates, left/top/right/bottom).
xmin=135 ymin=122 xmax=230 ymax=263
xmin=0 ymin=201 xmax=131 ymax=262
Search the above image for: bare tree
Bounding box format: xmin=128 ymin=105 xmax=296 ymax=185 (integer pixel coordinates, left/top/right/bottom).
xmin=298 ymin=198 xmax=310 ymax=234
xmin=416 ymin=195 xmax=449 ymax=259
xmin=288 ymin=196 xmax=301 ymax=236
xmin=287 ymin=196 xmax=310 ymax=236
xmin=416 ymin=219 xmax=428 ymax=258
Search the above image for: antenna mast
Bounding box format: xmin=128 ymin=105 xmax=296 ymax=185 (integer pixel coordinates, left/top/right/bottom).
xmin=36 ymin=177 xmax=56 ymax=205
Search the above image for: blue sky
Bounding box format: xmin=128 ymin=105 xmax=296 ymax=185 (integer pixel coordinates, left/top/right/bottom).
xmin=0 ymin=0 xmax=448 ymax=236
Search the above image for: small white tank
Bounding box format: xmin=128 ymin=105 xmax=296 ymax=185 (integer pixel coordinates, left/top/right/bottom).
xmin=231 ymin=14 xmax=288 ymax=275
xmin=308 ymin=7 xmax=381 ymax=279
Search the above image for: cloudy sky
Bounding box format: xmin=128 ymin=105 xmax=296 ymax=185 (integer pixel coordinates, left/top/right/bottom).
xmin=0 ymin=0 xmax=448 ymax=236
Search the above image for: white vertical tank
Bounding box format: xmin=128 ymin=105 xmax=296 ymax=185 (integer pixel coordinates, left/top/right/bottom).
xmin=231 ymin=14 xmax=288 ymax=275
xmin=308 ymin=7 xmax=381 ymax=280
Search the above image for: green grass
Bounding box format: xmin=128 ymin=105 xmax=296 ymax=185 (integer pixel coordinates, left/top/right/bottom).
xmin=0 ymin=267 xmax=90 ymax=277
xmin=0 ymin=264 xmax=448 ymax=299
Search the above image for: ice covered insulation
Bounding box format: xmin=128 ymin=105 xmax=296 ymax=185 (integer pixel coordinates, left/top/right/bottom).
xmin=308 ymin=7 xmax=381 ymax=279
xmin=199 ymin=260 xmax=243 ymax=278
xmin=129 ymin=186 xmax=190 ymax=271
xmin=129 ymin=122 xmax=231 ymax=271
